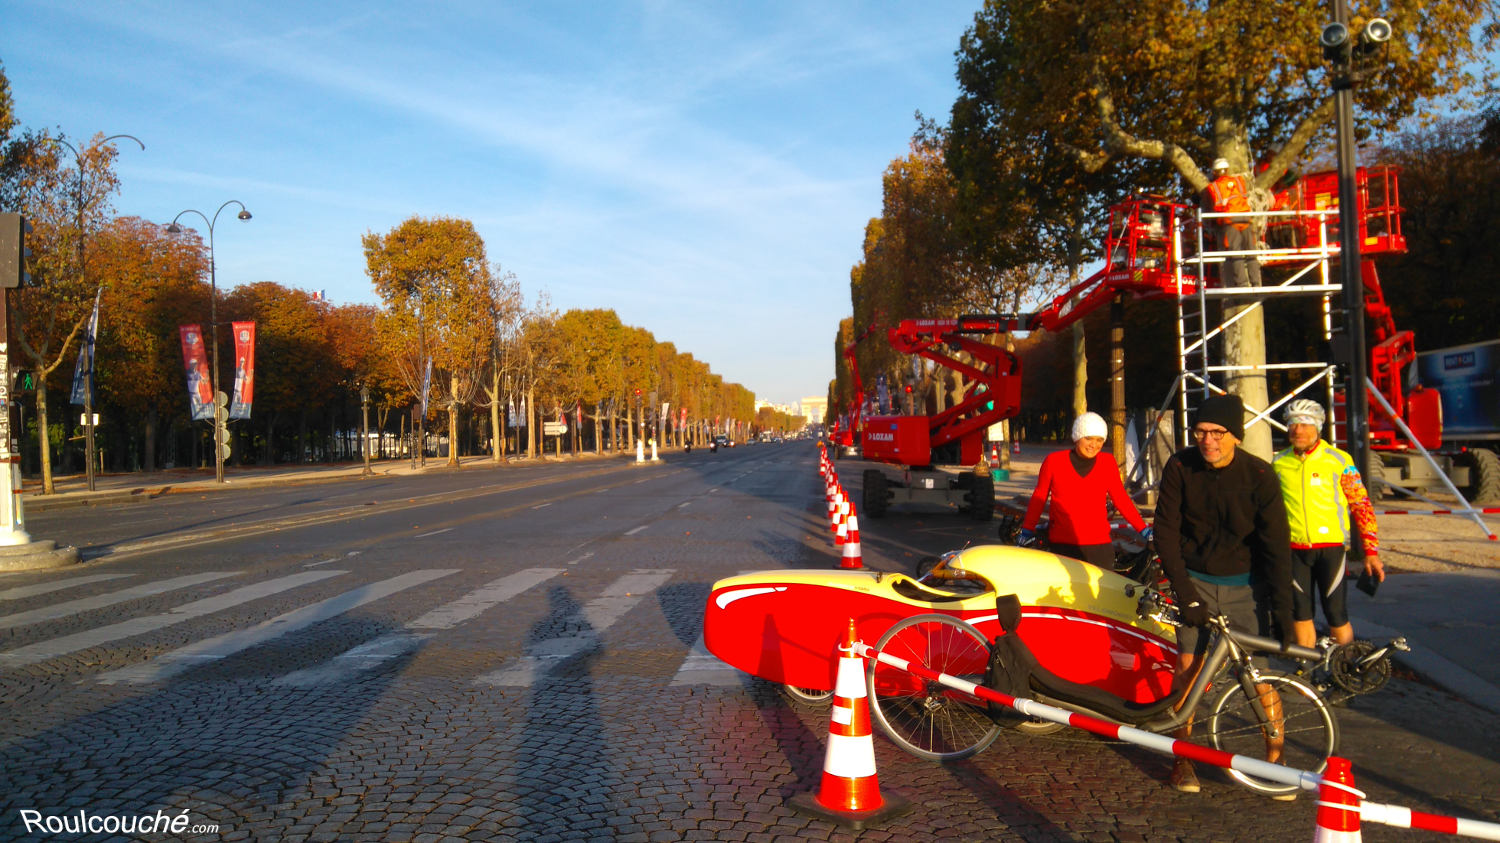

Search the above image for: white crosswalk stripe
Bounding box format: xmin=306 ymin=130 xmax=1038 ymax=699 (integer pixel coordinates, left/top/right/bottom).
xmin=0 ymin=572 xmax=237 ymax=631
xmin=275 ymin=568 xmax=565 ymax=688
xmin=0 ymin=570 xmax=346 ymax=667
xmin=476 ymin=569 xmax=675 ymax=687
xmin=96 ymin=569 xmax=459 ymax=685
xmin=668 ymin=634 xmax=744 ymax=687
xmin=0 ymin=573 xmax=136 ymax=601
xmin=4 ymin=564 xmax=736 ymax=690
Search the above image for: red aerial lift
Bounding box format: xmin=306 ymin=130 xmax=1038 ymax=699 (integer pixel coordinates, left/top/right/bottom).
xmin=857 ymin=315 xmax=1021 ymax=520
xmin=1018 ymin=164 xmax=1498 ymax=503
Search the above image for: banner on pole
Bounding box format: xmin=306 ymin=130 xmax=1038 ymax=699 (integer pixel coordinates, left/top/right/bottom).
xmin=229 ymin=321 xmax=256 ymax=419
xmin=70 ymin=289 xmax=101 ymax=407
xmin=179 ymin=325 xmax=213 ymax=421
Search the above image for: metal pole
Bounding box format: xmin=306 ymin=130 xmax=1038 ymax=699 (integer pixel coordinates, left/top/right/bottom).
xmin=167 ymin=201 xmax=248 ymax=485
xmin=1333 ymin=0 xmax=1370 ymax=476
xmin=361 ymin=385 xmax=372 ymax=477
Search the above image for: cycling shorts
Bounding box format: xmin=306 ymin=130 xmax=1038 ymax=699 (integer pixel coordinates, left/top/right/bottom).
xmin=1290 ymin=546 xmax=1349 ymax=627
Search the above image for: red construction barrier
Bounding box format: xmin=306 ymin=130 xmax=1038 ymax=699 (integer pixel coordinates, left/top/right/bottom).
xmin=853 ymin=641 xmax=1500 ymax=840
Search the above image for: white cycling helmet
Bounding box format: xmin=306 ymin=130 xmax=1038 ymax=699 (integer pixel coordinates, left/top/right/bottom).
xmin=1285 ymin=398 xmax=1326 ymax=428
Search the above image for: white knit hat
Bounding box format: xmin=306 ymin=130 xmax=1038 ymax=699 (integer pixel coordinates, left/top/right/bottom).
xmin=1071 ymin=412 xmax=1107 ymax=441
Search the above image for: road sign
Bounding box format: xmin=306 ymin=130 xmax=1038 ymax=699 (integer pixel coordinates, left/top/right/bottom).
xmin=542 ymin=421 xmax=567 ymax=436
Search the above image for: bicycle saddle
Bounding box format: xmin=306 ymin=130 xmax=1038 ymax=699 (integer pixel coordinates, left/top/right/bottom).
xmin=986 ymin=594 xmax=1184 ymax=727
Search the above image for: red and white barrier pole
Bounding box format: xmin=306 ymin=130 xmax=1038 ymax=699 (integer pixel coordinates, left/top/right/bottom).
xmin=853 ymin=642 xmax=1500 ymax=840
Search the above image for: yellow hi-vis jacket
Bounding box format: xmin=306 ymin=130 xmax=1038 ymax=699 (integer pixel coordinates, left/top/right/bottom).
xmin=1273 ymin=441 xmax=1379 ymax=553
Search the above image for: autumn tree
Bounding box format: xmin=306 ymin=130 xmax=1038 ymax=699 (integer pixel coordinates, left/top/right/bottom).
xmin=88 ymin=216 xmax=206 ymax=470
xmin=948 ymin=0 xmax=1497 ymax=457
xmin=365 ymin=216 xmax=497 ymax=467
xmin=475 ymin=269 xmax=522 ymax=462
xmin=1380 ymin=112 xmax=1500 ymax=348
xmin=0 ymin=130 xmax=138 ymax=491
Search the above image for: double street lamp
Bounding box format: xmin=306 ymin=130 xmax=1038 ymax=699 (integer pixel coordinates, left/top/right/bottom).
xmin=51 ymin=133 xmax=144 ymax=492
xmin=166 ymin=201 xmax=251 ymax=483
xmin=1319 ymin=7 xmax=1393 ymax=480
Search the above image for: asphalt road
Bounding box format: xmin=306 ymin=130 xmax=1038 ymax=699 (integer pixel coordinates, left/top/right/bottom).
xmin=1 ymin=444 xmax=1497 ymax=841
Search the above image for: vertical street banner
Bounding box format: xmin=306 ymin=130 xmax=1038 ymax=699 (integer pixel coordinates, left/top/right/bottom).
xmin=70 ymin=288 xmax=101 ymax=406
xmin=679 ymin=407 xmax=686 ymax=431
xmin=179 ymin=325 xmax=213 ymax=421
xmin=229 ymin=321 xmax=256 ymax=419
xmin=575 ymin=401 xmax=582 ymax=430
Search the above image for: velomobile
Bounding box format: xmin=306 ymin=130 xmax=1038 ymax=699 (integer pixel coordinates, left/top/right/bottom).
xmin=703 ymin=543 xmax=1178 ymax=705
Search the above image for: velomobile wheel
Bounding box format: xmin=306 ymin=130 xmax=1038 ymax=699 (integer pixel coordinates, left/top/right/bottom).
xmin=780 ymin=683 xmax=834 ymax=707
xmin=866 ymin=613 xmax=1002 ymax=761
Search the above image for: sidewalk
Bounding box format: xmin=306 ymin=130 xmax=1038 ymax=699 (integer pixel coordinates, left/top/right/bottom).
xmin=20 ymin=450 xmax=632 ymax=512
xmin=993 ymin=442 xmax=1500 ymax=715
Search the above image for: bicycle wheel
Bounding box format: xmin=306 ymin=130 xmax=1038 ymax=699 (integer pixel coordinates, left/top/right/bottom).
xmin=1205 ymin=671 xmax=1338 ymax=796
xmin=866 ymin=613 xmax=1002 ymax=761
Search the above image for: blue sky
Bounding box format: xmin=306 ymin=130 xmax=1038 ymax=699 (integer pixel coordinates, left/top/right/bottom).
xmin=2 ymin=1 xmax=983 ymax=410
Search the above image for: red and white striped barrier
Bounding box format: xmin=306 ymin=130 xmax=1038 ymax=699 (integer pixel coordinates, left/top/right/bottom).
xmin=1378 ymin=507 xmax=1500 ymax=516
xmin=853 ymin=640 xmax=1500 ymax=840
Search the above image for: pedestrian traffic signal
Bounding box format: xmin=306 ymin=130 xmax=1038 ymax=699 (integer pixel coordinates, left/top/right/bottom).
xmin=14 ymin=370 xmax=34 ymax=392
xmin=0 ymin=213 xmax=32 ymax=289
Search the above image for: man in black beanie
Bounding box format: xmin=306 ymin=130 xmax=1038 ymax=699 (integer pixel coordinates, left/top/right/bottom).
xmin=1152 ymin=392 xmax=1295 ymax=797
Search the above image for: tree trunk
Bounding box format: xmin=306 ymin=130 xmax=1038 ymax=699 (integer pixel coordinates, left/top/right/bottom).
xmin=447 ymin=375 xmax=461 ymax=467
xmin=1225 ymin=303 xmax=1272 ymax=460
xmin=1071 ymin=318 xmax=1088 ymax=419
xmin=1110 ymin=294 xmax=1127 ymax=476
xmin=489 ymin=371 xmax=503 ymax=463
xmin=526 ymin=386 xmax=537 ymax=458
xmin=143 ymin=406 xmax=158 ymax=472
xmin=35 ymin=382 xmax=55 ymax=494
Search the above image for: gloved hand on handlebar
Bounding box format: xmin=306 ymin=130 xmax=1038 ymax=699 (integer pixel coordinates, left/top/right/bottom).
xmin=1179 ymin=599 xmax=1210 ymax=627
xmin=1140 ymin=525 xmax=1154 ymax=543
xmin=1019 ymin=528 xmax=1037 ymax=545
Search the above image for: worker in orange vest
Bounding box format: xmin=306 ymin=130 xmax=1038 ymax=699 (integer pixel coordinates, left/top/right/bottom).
xmin=1205 ymin=158 xmax=1262 ymax=287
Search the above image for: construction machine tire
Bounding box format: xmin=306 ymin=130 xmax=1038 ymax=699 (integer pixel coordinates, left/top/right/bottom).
xmin=969 ymin=475 xmax=995 ymax=521
xmin=1362 ymin=449 xmax=1388 ymax=502
xmin=863 ymin=469 xmax=889 ymax=518
xmin=1459 ymin=448 xmax=1500 ymax=505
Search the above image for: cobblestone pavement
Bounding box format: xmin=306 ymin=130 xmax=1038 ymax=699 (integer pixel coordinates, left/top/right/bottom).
xmin=0 ymin=446 xmax=1496 ymax=841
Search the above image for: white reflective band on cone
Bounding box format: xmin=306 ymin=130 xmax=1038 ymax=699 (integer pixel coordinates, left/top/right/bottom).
xmin=823 ymin=733 xmax=878 ymax=778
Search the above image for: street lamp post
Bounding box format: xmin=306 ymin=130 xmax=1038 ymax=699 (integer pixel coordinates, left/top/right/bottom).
xmin=52 ymin=134 xmax=144 ymax=492
xmin=360 ymin=384 xmax=372 ymax=477
xmin=166 ymin=201 xmax=251 ymax=484
xmin=1320 ymin=7 xmax=1393 ymax=480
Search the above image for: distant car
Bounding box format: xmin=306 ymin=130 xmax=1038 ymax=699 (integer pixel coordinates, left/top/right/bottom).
xmin=713 ymin=435 xmax=730 ymax=450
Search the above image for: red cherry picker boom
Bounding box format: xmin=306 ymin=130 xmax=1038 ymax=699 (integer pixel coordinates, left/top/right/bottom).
xmin=851 ymin=315 xmax=1022 ymax=520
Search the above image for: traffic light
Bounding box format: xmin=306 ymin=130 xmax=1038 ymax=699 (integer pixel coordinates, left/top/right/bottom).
xmin=0 ymin=213 xmax=32 ymax=289
xmin=14 ymin=370 xmax=34 ymax=392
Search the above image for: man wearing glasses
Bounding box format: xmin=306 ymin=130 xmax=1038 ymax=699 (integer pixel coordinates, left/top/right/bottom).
xmin=1152 ymin=393 xmax=1296 ymax=797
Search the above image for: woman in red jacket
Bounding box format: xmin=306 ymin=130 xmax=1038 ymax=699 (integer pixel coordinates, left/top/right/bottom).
xmin=1020 ymin=412 xmax=1148 ymax=569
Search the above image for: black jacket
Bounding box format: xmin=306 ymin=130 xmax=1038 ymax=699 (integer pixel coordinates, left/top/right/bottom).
xmin=1155 ymin=446 xmax=1294 ymax=634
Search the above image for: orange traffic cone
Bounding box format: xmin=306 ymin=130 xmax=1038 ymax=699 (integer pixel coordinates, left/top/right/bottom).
xmin=789 ymin=620 xmax=911 ymax=829
xmin=1011 ymin=439 xmax=1021 ymax=456
xmin=840 ymin=507 xmax=863 ymax=569
xmin=1313 ymin=757 xmax=1362 ymax=842
xmin=834 ymin=486 xmax=850 ymax=545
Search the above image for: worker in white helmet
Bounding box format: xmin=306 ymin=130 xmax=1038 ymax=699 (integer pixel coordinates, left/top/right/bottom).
xmin=1205 ymin=158 xmax=1263 ymax=287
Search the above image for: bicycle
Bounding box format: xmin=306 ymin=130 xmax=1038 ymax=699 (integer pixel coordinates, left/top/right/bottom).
xmin=995 ymin=511 xmax=1408 ymax=703
xmin=865 ymin=557 xmax=1349 ymax=797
